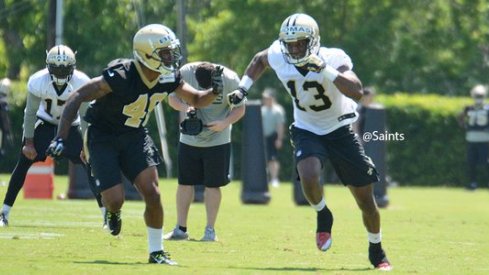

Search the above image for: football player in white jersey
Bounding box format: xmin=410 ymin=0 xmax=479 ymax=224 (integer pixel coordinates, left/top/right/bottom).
xmin=228 ymin=13 xmax=391 ymax=270
xmin=0 ymin=45 xmax=104 ymax=228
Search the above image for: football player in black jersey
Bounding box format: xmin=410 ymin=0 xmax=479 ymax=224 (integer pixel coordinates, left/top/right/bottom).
xmin=47 ymin=24 xmax=224 ymax=265
xmin=457 ymin=84 xmax=489 ymax=190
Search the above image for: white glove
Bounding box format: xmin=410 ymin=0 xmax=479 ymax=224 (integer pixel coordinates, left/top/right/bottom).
xmin=304 ymin=54 xmax=325 ymax=73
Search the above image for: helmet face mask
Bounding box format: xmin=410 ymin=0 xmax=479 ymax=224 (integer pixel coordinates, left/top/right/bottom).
xmin=133 ymin=24 xmax=182 ymax=75
xmin=279 ymin=13 xmax=320 ymax=67
xmin=46 ymin=45 xmax=76 ymax=86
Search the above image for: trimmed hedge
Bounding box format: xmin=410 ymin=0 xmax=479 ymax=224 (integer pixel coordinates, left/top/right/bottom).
xmin=0 ymin=82 xmax=478 ymax=186
xmin=377 ymin=93 xmax=474 ymax=186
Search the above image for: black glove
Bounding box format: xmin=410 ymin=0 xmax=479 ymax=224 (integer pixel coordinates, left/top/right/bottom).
xmin=46 ymin=137 xmax=64 ymax=158
xmin=180 ymin=109 xmax=203 ymax=136
xmin=227 ymin=87 xmax=248 ymax=106
xmin=211 ymin=66 xmax=224 ymax=95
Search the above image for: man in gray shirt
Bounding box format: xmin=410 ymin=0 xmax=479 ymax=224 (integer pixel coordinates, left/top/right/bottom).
xmin=261 ymin=88 xmax=285 ymax=187
xmin=165 ymin=62 xmax=245 ymax=241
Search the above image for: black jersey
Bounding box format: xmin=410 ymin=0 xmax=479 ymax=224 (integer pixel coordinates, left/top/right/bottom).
xmin=464 ymin=105 xmax=489 ymax=132
xmin=85 ymin=59 xmax=181 ymax=134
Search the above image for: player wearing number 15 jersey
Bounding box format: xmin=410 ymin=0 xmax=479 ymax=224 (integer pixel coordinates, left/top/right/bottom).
xmin=47 ymin=24 xmax=224 ymax=265
xmin=227 ymin=13 xmax=391 ymax=271
xmin=0 ymin=45 xmax=104 ymax=229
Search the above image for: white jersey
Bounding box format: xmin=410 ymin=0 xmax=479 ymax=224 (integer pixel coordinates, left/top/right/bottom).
xmin=27 ymin=68 xmax=90 ymax=125
xmin=267 ymin=40 xmax=358 ymax=135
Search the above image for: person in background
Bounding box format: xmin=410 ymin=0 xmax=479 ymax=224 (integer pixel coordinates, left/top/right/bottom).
xmin=261 ymin=88 xmax=285 ymax=187
xmin=0 ymin=45 xmax=104 ymax=228
xmin=164 ymin=61 xmax=245 ymax=242
xmin=0 ymin=78 xmax=13 ymax=160
xmin=457 ymin=84 xmax=489 ymax=190
xmin=353 ymin=86 xmax=375 ymax=139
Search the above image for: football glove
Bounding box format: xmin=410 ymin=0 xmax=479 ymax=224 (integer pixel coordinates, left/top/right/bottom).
xmin=304 ymin=54 xmax=325 ymax=73
xmin=211 ymin=66 xmax=224 ymax=95
xmin=227 ymin=87 xmax=248 ymax=107
xmin=46 ymin=137 xmax=64 ymax=158
xmin=180 ymin=109 xmax=203 ymax=136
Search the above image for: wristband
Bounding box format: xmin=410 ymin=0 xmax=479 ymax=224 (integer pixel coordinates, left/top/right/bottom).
xmin=238 ymin=87 xmax=248 ymax=97
xmin=323 ymin=65 xmax=339 ymax=82
xmin=239 ymin=75 xmax=254 ymax=91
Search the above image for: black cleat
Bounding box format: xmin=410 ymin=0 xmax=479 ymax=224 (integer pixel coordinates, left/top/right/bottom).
xmin=148 ymin=250 xmax=177 ymax=265
xmin=0 ymin=213 xmax=8 ymax=227
xmin=369 ymin=243 xmax=392 ymax=271
xmin=105 ymin=211 xmax=121 ymax=236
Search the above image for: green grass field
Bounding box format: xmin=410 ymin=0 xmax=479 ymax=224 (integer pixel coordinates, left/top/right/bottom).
xmin=0 ymin=174 xmax=488 ymax=274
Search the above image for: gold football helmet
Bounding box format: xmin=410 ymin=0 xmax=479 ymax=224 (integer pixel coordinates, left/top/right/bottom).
xmin=279 ymin=13 xmax=320 ymax=66
xmin=46 ymin=45 xmax=76 ymax=86
xmin=133 ymin=24 xmax=181 ymax=75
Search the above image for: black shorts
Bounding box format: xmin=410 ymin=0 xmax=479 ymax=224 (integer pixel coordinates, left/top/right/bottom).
xmin=178 ymin=142 xmax=231 ymax=188
xmin=87 ymin=126 xmax=161 ymax=191
xmin=265 ymin=132 xmax=278 ymax=161
xmin=467 ymin=142 xmax=489 ymax=166
xmin=290 ymin=124 xmax=379 ymax=187
xmin=28 ymin=119 xmax=83 ymax=164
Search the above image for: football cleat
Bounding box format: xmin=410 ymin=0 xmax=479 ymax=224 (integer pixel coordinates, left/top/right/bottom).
xmin=369 ymin=245 xmax=392 ymax=271
xmin=200 ymin=226 xmax=218 ymax=242
xmin=105 ymin=210 xmax=121 ymax=236
xmin=0 ymin=213 xmax=8 ymax=227
xmin=148 ymin=250 xmax=177 ymax=265
xmin=164 ymin=227 xmax=189 ymax=240
xmin=316 ymin=232 xmax=332 ymax=251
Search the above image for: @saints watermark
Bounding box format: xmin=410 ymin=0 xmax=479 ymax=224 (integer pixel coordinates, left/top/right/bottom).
xmin=362 ymin=131 xmax=405 ymax=142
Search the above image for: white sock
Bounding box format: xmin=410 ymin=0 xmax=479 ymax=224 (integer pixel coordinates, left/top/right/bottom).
xmin=368 ymin=231 xmax=382 ymax=244
xmin=2 ymin=204 xmax=11 ymax=218
xmin=311 ymin=198 xmax=326 ymax=212
xmin=100 ymin=207 xmax=106 ymax=219
xmin=147 ymin=227 xmax=163 ymax=253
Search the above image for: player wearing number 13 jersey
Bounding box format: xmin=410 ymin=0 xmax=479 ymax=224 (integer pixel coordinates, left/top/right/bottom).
xmin=227 ymin=13 xmax=391 ymax=271
xmin=47 ymin=24 xmax=223 ymax=265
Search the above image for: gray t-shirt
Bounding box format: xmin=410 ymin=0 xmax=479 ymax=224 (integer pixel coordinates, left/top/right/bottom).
xmin=261 ymin=104 xmax=285 ymax=137
xmin=179 ymin=62 xmax=240 ymax=147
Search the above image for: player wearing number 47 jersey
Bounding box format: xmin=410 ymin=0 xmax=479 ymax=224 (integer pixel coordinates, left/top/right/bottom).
xmin=47 ymin=24 xmax=224 ymax=265
xmin=227 ymin=13 xmax=392 ymax=271
xmin=0 ymin=45 xmax=104 ymax=229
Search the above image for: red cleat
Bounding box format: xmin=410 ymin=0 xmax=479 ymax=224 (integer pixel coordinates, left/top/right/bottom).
xmin=369 ymin=244 xmax=392 ymax=271
xmin=316 ymin=232 xmax=332 ymax=251
xmin=375 ymin=261 xmax=393 ymax=271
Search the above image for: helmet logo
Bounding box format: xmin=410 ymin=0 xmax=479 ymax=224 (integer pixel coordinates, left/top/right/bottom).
xmin=281 ymin=26 xmax=313 ymax=35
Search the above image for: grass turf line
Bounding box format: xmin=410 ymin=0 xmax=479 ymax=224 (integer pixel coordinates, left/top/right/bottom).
xmin=0 ymin=174 xmax=488 ymax=274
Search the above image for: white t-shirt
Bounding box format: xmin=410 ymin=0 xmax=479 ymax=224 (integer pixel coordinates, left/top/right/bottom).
xmin=27 ymin=68 xmax=90 ymax=125
xmin=178 ymin=62 xmax=240 ymax=147
xmin=267 ymin=40 xmax=358 ymax=135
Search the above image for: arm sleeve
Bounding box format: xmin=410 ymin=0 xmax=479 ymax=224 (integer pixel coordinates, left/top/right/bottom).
xmin=23 ymin=92 xmax=42 ymax=139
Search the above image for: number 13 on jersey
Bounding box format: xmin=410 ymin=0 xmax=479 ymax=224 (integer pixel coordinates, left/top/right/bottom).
xmin=287 ymin=80 xmax=332 ymax=112
xmin=122 ymin=93 xmax=166 ymax=127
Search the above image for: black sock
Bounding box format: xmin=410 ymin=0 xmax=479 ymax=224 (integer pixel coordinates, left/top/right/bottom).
xmin=369 ymin=242 xmax=382 ymax=251
xmin=178 ymin=225 xmax=187 ymax=232
xmin=316 ymin=206 xmax=333 ymax=233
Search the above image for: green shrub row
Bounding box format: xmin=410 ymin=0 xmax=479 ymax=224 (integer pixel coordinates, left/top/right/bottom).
xmin=0 ymin=82 xmax=478 ymax=186
xmin=377 ymin=93 xmax=475 ymax=186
